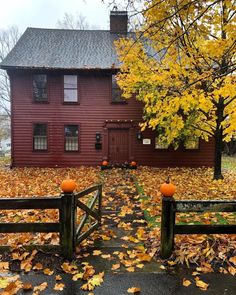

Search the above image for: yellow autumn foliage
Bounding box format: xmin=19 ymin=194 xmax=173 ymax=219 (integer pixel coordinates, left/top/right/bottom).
xmin=115 ymin=0 xmax=236 ymax=150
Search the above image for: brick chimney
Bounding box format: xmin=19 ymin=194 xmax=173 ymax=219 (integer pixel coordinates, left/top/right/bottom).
xmin=110 ymin=9 xmax=128 ymax=34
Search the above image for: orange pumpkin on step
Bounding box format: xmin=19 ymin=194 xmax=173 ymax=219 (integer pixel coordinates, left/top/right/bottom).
xmin=130 ymin=161 xmax=137 ymax=167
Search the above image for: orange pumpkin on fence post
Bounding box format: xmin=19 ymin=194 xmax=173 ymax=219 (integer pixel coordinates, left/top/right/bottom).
xmin=60 ymin=179 xmax=77 ymax=193
xmin=160 ymin=177 xmax=176 ymax=197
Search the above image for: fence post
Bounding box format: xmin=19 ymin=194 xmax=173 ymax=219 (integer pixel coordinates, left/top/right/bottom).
xmin=160 ymin=196 xmax=175 ymax=259
xmin=60 ymin=192 xmax=75 ymax=260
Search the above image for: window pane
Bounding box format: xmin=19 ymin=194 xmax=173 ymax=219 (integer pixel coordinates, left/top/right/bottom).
xmin=34 ymin=124 xmax=47 ymax=136
xmin=64 ymin=75 xmax=77 ymax=89
xmin=34 ymin=136 xmax=47 ymax=150
xmin=65 ymin=125 xmax=78 ymax=151
xmin=33 ymin=123 xmax=47 ymax=150
xmin=33 ymin=75 xmax=47 ymax=101
xmin=64 ymin=89 xmax=78 ymax=102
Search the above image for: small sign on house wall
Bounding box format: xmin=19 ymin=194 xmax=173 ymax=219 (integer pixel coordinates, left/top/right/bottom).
xmin=143 ymin=138 xmax=151 ymax=145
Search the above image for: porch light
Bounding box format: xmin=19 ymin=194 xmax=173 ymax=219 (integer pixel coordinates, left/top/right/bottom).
xmin=137 ymin=131 xmax=143 ymax=140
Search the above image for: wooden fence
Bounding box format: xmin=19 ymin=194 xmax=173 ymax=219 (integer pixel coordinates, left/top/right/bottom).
xmin=0 ymin=184 xmax=102 ymax=259
xmin=160 ymin=197 xmax=236 ymax=259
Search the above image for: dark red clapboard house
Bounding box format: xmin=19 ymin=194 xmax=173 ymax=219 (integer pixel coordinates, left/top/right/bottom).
xmin=0 ymin=10 xmax=214 ymax=168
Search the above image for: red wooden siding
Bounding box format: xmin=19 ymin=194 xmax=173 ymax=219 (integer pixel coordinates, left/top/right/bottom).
xmin=10 ymin=70 xmax=215 ymax=168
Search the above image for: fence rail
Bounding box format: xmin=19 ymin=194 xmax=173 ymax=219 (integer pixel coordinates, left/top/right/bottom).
xmin=0 ymin=184 xmax=102 ymax=259
xmin=160 ymin=197 xmax=236 ymax=259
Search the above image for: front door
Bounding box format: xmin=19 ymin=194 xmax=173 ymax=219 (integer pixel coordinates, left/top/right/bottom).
xmin=108 ymin=129 xmax=129 ymax=163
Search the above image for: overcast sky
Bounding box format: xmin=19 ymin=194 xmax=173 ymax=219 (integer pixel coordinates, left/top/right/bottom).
xmin=0 ymin=0 xmax=114 ymax=32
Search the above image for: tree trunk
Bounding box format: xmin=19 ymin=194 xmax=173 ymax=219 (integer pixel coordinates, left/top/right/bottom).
xmin=214 ymin=128 xmax=223 ymax=180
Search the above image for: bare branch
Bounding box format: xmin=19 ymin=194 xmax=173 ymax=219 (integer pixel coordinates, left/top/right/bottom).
xmin=0 ymin=26 xmax=20 ymax=118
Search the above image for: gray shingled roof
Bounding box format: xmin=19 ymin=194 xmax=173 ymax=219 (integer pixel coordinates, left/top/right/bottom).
xmin=0 ymin=28 xmax=125 ymax=70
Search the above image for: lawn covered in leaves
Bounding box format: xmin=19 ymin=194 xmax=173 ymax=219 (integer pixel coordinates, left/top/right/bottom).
xmin=134 ymin=166 xmax=236 ymax=277
xmin=0 ymin=166 xmax=99 ymax=247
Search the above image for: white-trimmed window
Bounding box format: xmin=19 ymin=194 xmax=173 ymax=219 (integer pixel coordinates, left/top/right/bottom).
xmin=33 ymin=123 xmax=47 ymax=150
xmin=65 ymin=125 xmax=79 ymax=151
xmin=33 ymin=74 xmax=47 ymax=102
xmin=64 ymin=75 xmax=78 ymax=102
xmin=155 ymin=137 xmax=169 ymax=149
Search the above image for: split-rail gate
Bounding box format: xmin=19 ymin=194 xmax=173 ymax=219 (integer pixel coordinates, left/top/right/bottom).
xmin=0 ymin=184 xmax=102 ymax=259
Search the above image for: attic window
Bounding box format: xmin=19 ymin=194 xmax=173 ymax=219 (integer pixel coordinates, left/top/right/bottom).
xmin=112 ymin=75 xmax=126 ymax=103
xmin=33 ymin=75 xmax=47 ymax=102
xmin=64 ymin=75 xmax=78 ymax=103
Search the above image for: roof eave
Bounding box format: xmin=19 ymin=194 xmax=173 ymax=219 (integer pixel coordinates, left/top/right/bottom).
xmin=0 ymin=65 xmax=121 ymax=71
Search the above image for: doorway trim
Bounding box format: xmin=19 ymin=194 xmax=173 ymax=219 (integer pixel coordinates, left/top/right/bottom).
xmin=103 ymin=120 xmax=135 ymax=161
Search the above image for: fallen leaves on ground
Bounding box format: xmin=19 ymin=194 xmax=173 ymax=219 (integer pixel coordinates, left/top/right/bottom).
xmin=183 ymin=278 xmax=192 ymax=287
xmin=127 ymin=286 xmax=141 ymax=293
xmin=133 ymin=166 xmax=236 ymax=279
xmin=53 ymin=283 xmax=65 ymax=291
xmin=195 ymin=277 xmax=209 ymax=290
xmin=0 ymin=166 xmax=235 ymax=293
xmin=0 ymin=166 xmax=99 ymax=247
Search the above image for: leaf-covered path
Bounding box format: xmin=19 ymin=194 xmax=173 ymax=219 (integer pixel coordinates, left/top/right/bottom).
xmin=78 ymin=169 xmax=160 ymax=274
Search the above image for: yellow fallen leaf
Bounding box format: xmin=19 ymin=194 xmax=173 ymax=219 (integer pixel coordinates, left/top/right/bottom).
xmin=83 ymin=265 xmax=96 ymax=280
xmin=22 ymin=282 xmax=33 ymax=290
xmin=101 ymin=254 xmax=111 ymax=259
xmin=126 ymin=267 xmax=135 ymax=272
xmin=111 ymin=263 xmax=120 ymax=270
xmin=93 ymin=250 xmax=102 ymax=256
xmin=61 ymin=262 xmax=77 ymax=274
xmin=0 ymin=278 xmax=9 ymax=289
xmin=192 ymin=271 xmax=200 ymax=276
xmin=127 ymin=286 xmax=141 ymax=293
xmin=228 ymin=266 xmax=236 ymax=276
xmin=72 ymin=272 xmax=84 ymax=281
xmin=3 ymin=281 xmax=20 ymax=294
xmin=167 ymin=261 xmax=177 ymax=266
xmin=136 ymin=253 xmax=151 ymax=262
xmin=33 ymin=282 xmax=48 ymax=292
xmin=43 ymin=268 xmax=54 ymax=275
xmin=54 ymin=283 xmax=65 ymax=291
xmin=195 ymin=277 xmax=209 ymax=290
xmin=0 ymin=262 xmax=9 ymax=270
xmin=81 ymin=272 xmax=104 ymax=291
xmin=136 ymin=264 xmax=144 ymax=269
xmin=55 ymin=275 xmax=62 ymax=281
xmin=33 ymin=263 xmax=43 ymax=270
xmin=183 ymin=278 xmax=191 ymax=287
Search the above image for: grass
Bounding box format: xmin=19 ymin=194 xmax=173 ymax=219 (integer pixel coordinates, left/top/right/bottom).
xmin=222 ymin=155 xmax=236 ymax=170
xmin=0 ymin=155 xmax=11 ymax=167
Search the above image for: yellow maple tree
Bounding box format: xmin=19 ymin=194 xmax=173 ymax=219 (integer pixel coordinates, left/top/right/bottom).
xmin=115 ymin=0 xmax=236 ymax=179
